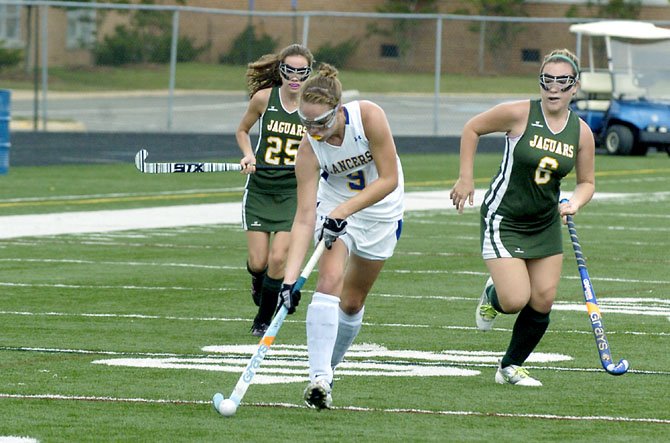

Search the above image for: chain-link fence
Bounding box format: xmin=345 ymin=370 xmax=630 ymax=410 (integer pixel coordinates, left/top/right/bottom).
xmin=2 ymin=0 xmax=670 ymax=135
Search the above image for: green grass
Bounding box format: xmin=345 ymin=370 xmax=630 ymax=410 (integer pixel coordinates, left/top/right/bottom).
xmin=0 ymin=152 xmax=669 ymax=441
xmin=0 ymin=62 xmax=538 ymax=94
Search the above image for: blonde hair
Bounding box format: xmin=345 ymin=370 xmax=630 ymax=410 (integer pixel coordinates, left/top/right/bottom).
xmin=541 ymin=49 xmax=580 ymax=77
xmin=300 ymin=63 xmax=342 ymax=108
xmin=245 ymin=44 xmax=314 ymax=98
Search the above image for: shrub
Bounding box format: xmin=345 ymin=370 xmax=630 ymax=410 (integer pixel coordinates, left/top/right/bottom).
xmin=93 ymin=24 xmax=208 ymax=66
xmin=219 ymin=25 xmax=278 ymax=65
xmin=314 ymin=38 xmax=359 ymax=68
xmin=93 ymin=25 xmax=144 ymax=66
xmin=148 ymin=34 xmax=209 ymax=64
xmin=0 ymin=41 xmax=23 ymax=70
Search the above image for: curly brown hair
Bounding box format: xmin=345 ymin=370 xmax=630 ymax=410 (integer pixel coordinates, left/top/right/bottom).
xmin=245 ymin=44 xmax=314 ymax=98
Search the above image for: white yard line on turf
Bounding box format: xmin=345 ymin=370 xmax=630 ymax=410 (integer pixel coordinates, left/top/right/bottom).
xmin=0 ymin=191 xmax=630 ymax=239
xmin=0 ymin=437 xmax=39 ymax=443
xmin=0 ymin=393 xmax=669 ymax=424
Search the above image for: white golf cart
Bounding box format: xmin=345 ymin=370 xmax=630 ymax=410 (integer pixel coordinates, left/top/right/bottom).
xmin=570 ymin=20 xmax=670 ymax=156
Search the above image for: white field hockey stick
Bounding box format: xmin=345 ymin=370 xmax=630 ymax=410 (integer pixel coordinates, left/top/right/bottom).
xmin=134 ymin=149 xmax=294 ymax=173
xmin=560 ymin=199 xmax=629 ymax=375
xmin=212 ymin=239 xmax=327 ymax=416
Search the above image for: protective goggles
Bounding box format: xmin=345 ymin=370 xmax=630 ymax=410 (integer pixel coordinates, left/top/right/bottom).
xmin=539 ymin=73 xmax=577 ymax=92
xmin=279 ymin=63 xmax=311 ymax=82
xmin=298 ymin=105 xmax=339 ymax=130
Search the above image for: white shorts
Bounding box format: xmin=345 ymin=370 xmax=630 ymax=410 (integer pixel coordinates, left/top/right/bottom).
xmin=313 ymin=211 xmax=403 ymax=260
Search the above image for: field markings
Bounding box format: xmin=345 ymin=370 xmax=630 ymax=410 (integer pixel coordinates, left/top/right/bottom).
xmin=0 ymin=437 xmax=38 ymax=443
xmin=0 ymin=187 xmax=244 ymax=204
xmin=2 ymin=307 xmax=669 ymax=336
xmin=4 ymin=344 xmax=670 ymax=376
xmin=0 ymin=190 xmax=648 ymax=240
xmin=0 ymin=281 xmax=234 ymax=292
xmin=1 ymin=258 xmax=669 ymax=285
xmin=1 ymin=392 xmax=668 ymax=424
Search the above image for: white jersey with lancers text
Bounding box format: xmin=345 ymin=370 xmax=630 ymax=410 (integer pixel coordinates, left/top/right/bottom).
xmin=308 ymin=101 xmax=404 ymax=221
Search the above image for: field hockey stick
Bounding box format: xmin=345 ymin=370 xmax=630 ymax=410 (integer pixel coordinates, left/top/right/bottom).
xmin=212 ymin=239 xmax=327 ymax=416
xmin=134 ymin=149 xmax=294 ymax=173
xmin=560 ymin=199 xmax=629 ymax=375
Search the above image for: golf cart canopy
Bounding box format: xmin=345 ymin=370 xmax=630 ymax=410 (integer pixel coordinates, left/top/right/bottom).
xmin=570 ymin=20 xmax=670 ymax=99
xmin=569 ymin=20 xmax=670 ymax=156
xmin=569 ymin=20 xmax=670 ymax=41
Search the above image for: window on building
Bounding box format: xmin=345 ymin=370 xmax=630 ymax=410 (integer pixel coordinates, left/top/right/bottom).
xmin=380 ymin=44 xmax=399 ymax=58
xmin=522 ymin=48 xmax=541 ymax=63
xmin=66 ymin=8 xmax=96 ymax=49
xmin=0 ymin=4 xmax=21 ymax=46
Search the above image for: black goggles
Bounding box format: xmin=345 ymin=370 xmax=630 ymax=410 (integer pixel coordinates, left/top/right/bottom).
xmin=298 ymin=105 xmax=339 ymax=130
xmin=539 ymin=73 xmax=577 ymax=92
xmin=279 ymin=63 xmax=311 ymax=82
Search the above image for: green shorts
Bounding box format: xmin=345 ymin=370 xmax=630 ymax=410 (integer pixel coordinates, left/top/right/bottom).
xmin=242 ymin=190 xmax=296 ymax=232
xmin=480 ymin=210 xmax=563 ymax=259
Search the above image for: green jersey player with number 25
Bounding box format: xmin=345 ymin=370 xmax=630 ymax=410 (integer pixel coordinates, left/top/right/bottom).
xmin=235 ymin=44 xmax=313 ymax=338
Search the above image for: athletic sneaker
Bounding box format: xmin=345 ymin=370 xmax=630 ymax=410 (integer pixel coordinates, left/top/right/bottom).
xmin=250 ymin=321 xmax=268 ymax=338
xmin=303 ymin=378 xmax=332 ymax=410
xmin=495 ymin=362 xmax=542 ymax=387
xmin=476 ymin=277 xmax=498 ymax=331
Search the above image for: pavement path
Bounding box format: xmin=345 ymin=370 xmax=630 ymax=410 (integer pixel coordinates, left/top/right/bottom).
xmin=9 ymin=90 xmax=522 ymax=136
xmin=0 ymin=190 xmax=627 ymax=239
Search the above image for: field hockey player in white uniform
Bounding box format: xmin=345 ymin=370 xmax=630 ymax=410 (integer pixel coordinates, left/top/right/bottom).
xmin=278 ymin=63 xmax=404 ymax=410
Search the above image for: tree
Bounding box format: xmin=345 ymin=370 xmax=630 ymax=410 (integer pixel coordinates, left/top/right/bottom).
xmin=451 ymin=0 xmax=528 ymax=74
xmin=366 ymin=0 xmax=438 ymax=63
xmin=90 ymin=0 xmax=207 ymax=65
xmin=566 ymin=1 xmax=642 ymax=20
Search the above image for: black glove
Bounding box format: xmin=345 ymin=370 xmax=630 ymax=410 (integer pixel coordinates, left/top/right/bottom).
xmin=319 ymin=217 xmax=347 ymax=249
xmin=277 ymin=283 xmax=301 ymax=315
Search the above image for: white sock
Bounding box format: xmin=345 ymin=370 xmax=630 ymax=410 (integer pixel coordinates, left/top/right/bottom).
xmin=331 ymin=306 xmax=364 ymax=369
xmin=306 ymin=292 xmax=340 ymax=383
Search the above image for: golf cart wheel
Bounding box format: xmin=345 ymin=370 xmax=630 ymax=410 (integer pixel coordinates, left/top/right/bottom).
xmin=605 ymin=125 xmax=634 ymax=155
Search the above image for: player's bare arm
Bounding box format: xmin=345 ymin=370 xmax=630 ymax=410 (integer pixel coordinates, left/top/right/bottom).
xmin=329 ymin=101 xmax=399 ymax=220
xmin=562 ymin=119 xmax=596 ymax=217
xmin=236 ymin=88 xmax=271 ymax=170
xmin=283 ymin=137 xmax=319 ymax=283
xmin=451 ymin=101 xmax=530 ymax=212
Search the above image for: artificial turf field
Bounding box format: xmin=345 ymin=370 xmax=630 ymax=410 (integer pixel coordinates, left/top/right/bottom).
xmin=0 ymin=152 xmax=668 ymax=442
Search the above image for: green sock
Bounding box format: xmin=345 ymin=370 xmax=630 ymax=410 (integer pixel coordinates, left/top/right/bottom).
xmin=254 ymin=275 xmax=283 ymax=325
xmin=501 ymin=305 xmax=550 ymax=367
xmin=487 ymin=284 xmax=505 ymax=314
xmin=247 ymin=262 xmax=267 ymax=306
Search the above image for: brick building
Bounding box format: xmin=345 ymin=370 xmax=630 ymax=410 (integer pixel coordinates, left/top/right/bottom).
xmin=2 ymin=0 xmax=670 ymax=75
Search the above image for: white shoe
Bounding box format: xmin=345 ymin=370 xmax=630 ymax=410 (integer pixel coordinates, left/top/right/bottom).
xmin=476 ymin=277 xmax=498 ymax=331
xmin=303 ymin=378 xmax=332 ymax=410
xmin=495 ymin=362 xmax=542 ymax=387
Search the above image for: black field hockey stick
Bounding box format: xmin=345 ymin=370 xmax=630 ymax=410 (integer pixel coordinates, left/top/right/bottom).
xmin=134 ymin=149 xmax=294 ymax=174
xmin=212 ymin=240 xmax=327 ymax=417
xmin=560 ymin=199 xmax=629 ymax=375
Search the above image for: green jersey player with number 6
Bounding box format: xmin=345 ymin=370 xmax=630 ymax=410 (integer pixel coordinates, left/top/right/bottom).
xmin=450 ymin=48 xmax=596 ymax=386
xmin=236 ymin=44 xmax=312 ymax=337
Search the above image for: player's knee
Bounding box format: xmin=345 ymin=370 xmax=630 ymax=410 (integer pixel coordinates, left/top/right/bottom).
xmin=339 ymin=298 xmax=364 ymax=315
xmin=316 ymin=273 xmax=344 ymax=295
xmin=496 ymin=290 xmax=530 ymax=314
xmin=266 ymin=251 xmax=287 ymax=275
xmin=530 ymin=287 xmax=557 ymax=312
xmin=246 ymin=259 xmax=267 ymax=275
